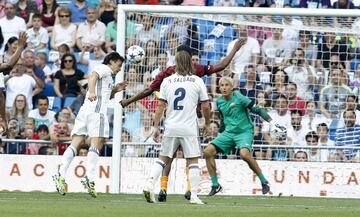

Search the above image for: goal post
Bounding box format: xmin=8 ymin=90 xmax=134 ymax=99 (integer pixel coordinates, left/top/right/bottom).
xmin=112 ymin=5 xmax=360 ymax=194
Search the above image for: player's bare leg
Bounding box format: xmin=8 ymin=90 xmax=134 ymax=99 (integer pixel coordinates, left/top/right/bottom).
xmin=54 ymin=135 xmax=85 ymax=196
xmin=81 ymin=137 xmax=105 ymax=198
xmin=144 ymin=156 xmax=172 ymax=203
xmin=239 ymin=148 xmax=270 ymax=194
xmin=186 ymin=157 xmax=204 ymax=205
xmin=203 ymin=144 xmax=222 ymax=196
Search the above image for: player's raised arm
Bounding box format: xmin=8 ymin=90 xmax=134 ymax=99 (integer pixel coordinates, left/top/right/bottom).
xmin=212 ymin=38 xmax=247 ymax=73
xmin=0 ymin=32 xmax=27 ymax=71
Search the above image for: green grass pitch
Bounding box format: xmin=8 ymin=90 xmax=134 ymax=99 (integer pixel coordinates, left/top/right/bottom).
xmin=0 ymin=192 xmax=359 ymax=217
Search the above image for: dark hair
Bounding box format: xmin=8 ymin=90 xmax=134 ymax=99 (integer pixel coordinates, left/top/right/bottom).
xmin=60 ymin=54 xmax=77 ymax=69
xmin=306 ymin=100 xmax=318 ymax=108
xmin=4 ymin=36 xmax=18 ymax=52
xmin=33 ymin=13 xmax=42 ymax=20
xmin=276 ymin=94 xmax=288 ymax=104
xmin=305 ymin=131 xmax=319 ymax=141
xmin=290 ymin=109 xmax=302 ymax=116
xmin=0 ymin=27 xmax=3 ymax=49
xmin=316 ymin=123 xmax=329 ymax=131
xmin=37 ymin=95 xmax=49 ymax=104
xmin=37 ymin=124 xmax=49 ymax=133
xmin=287 ymin=82 xmax=297 ymax=89
xmin=347 ymin=94 xmax=358 ymax=103
xmin=343 ymin=109 xmax=356 ymax=118
xmin=42 ymin=0 xmax=58 ymax=15
xmin=38 ymin=146 xmax=52 ymax=155
xmin=103 ymin=52 xmax=125 ymax=65
xmin=177 ymin=44 xmax=192 ymax=56
xmin=295 ymin=150 xmax=308 ymax=159
xmin=271 ymin=69 xmax=289 ymax=86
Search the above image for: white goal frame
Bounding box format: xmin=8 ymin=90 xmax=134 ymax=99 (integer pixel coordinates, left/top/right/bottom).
xmin=111 ymin=5 xmax=360 ymax=194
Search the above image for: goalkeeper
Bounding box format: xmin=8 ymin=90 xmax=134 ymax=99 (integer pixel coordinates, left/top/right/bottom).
xmin=204 ymin=76 xmax=285 ymax=196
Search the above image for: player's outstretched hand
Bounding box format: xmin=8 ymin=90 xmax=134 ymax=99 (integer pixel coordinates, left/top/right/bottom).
xmin=18 ymin=32 xmax=28 ymax=48
xmin=233 ymin=38 xmax=247 ymax=51
xmin=120 ymin=99 xmax=129 ymax=108
xmin=88 ymin=92 xmax=97 ymax=101
xmin=115 ymin=81 xmax=128 ymax=92
xmin=153 ymin=127 xmax=161 ymax=143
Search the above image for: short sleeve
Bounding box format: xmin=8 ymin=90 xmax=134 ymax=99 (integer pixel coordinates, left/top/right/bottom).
xmin=197 ymin=77 xmax=209 ymax=102
xmin=54 ymin=70 xmax=62 ymax=79
xmin=158 ymin=79 xmax=168 ymax=102
xmin=150 ymin=66 xmax=174 ymax=91
xmin=237 ymin=92 xmax=252 ymax=108
xmin=195 ymin=64 xmax=214 ymax=76
xmin=93 ymin=64 xmax=111 ymax=79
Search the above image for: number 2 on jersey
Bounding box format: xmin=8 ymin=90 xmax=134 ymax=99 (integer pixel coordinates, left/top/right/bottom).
xmin=173 ymin=88 xmax=186 ymax=110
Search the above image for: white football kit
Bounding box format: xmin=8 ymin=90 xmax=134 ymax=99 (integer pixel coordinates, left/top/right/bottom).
xmin=71 ymin=64 xmax=113 ymax=138
xmin=159 ymin=73 xmax=209 ymax=158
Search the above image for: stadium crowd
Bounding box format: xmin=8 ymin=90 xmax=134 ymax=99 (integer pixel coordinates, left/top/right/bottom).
xmin=0 ymin=0 xmax=359 ymax=163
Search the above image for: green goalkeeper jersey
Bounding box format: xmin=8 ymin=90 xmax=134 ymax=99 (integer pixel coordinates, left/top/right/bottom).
xmin=216 ymin=91 xmax=254 ymax=133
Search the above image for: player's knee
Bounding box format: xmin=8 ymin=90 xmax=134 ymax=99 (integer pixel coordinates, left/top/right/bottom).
xmin=239 ymin=149 xmax=252 ymax=161
xmin=203 ymin=145 xmax=216 ymax=158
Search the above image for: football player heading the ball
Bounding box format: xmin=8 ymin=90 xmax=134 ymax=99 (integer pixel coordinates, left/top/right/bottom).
xmin=203 ymin=76 xmax=286 ymax=196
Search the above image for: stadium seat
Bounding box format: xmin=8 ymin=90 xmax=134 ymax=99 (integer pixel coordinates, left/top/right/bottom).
xmin=49 ymin=97 xmax=61 ymax=112
xmin=63 ymin=97 xmax=76 ymax=108
xmin=42 ymin=83 xmax=55 ymax=97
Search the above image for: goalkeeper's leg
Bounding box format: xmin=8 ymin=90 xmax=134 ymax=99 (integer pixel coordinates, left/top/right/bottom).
xmin=203 ymin=144 xmax=222 ymax=196
xmin=239 ymin=148 xmax=270 ymax=194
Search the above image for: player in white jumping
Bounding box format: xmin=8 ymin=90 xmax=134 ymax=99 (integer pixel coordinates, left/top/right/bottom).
xmin=53 ymin=52 xmax=127 ymax=198
xmin=143 ymin=50 xmax=211 ymax=205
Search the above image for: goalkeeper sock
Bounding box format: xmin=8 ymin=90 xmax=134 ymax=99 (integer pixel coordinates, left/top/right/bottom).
xmin=210 ymin=175 xmax=219 ymax=187
xmin=258 ymin=172 xmax=267 ymax=184
xmin=59 ymin=145 xmax=77 ymax=177
xmin=147 ymin=159 xmax=166 ymax=190
xmin=86 ymin=147 xmax=100 ymax=181
xmin=188 ymin=164 xmax=200 ymax=197
xmin=186 ymin=167 xmax=191 ymax=192
xmin=160 ymin=176 xmax=168 ymax=191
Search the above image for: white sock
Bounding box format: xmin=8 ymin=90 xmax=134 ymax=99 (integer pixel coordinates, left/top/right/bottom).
xmin=59 ymin=146 xmax=77 ymax=177
xmin=147 ymin=159 xmax=166 ymax=190
xmin=189 ymin=164 xmax=200 ymax=198
xmin=86 ymin=147 xmax=100 ymax=181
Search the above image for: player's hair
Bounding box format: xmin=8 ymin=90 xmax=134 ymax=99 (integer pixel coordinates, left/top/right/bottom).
xmin=218 ymin=76 xmax=234 ymax=88
xmin=177 ymin=44 xmax=192 ymax=56
xmin=175 ymin=50 xmax=194 ymax=76
xmin=103 ymin=52 xmax=125 ymax=65
xmin=305 ymin=131 xmax=319 ymax=141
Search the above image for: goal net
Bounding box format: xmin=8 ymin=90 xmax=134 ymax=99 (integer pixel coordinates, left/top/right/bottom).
xmin=113 ymin=5 xmax=360 ymax=196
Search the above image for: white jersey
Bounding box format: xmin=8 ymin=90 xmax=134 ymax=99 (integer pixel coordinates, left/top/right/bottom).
xmin=82 ymin=64 xmax=114 ymax=114
xmin=159 ymin=74 xmax=209 ymax=137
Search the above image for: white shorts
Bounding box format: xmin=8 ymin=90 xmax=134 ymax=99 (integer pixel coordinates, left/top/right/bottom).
xmin=71 ymin=110 xmax=109 ymax=138
xmin=160 ymin=136 xmax=201 ymax=158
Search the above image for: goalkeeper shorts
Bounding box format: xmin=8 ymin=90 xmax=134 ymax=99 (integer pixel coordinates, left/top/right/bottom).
xmin=211 ymin=131 xmax=253 ymax=155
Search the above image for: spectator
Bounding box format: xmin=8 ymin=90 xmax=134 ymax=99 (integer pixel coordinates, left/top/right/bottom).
xmin=25 ymin=13 xmax=49 ymax=52
xmin=262 ymin=27 xmax=295 ymax=67
xmin=301 ymin=101 xmax=329 ymax=131
xmin=135 ymin=14 xmax=161 ymax=46
xmin=1 ymin=36 xmax=18 ymax=66
xmin=76 ymin=7 xmax=106 ymax=52
xmin=333 ymin=0 xmax=355 ymax=9
xmin=266 ymin=69 xmax=288 ymax=104
xmin=316 ymin=32 xmax=349 ymax=69
xmin=141 ymin=39 xmax=159 ymax=75
xmin=79 ymin=45 xmax=105 ymax=74
xmin=150 ymin=50 xmax=168 ymax=79
xmin=316 ymin=122 xmax=334 ymax=161
xmin=38 ymin=146 xmax=55 ymax=155
xmin=350 ymin=63 xmax=360 ymax=93
xmin=282 ymin=6 xmax=304 ymax=44
xmin=297 ymin=30 xmax=317 ymax=66
xmin=97 ymin=0 xmax=115 ymax=26
xmin=23 ymin=117 xmax=39 ymax=139
xmin=320 ymin=68 xmax=352 ymax=119
xmin=53 ymin=54 xmax=86 ymax=99
xmin=22 ymin=49 xmax=46 ymax=83
xmin=227 ymin=24 xmax=260 ymax=75
xmin=294 ymin=150 xmax=308 ymax=161
xmin=35 ymin=52 xmax=52 ymax=83
xmin=0 ymin=2 xmax=26 ymax=54
xmin=240 ymin=65 xmax=263 ymax=102
xmin=286 ymin=82 xmax=306 ymax=116
xmin=299 ymin=0 xmax=331 ymax=8
xmin=50 ymin=7 xmax=76 ymax=51
xmin=25 ymin=126 xmax=42 ymax=155
xmin=50 ymin=121 xmax=71 ymax=155
xmin=38 ymin=0 xmax=59 ymax=32
xmin=335 ymin=110 xmax=360 ymax=161
xmin=340 ymin=95 xmax=360 ymax=126
xmin=28 ymin=95 xmax=56 ymax=128
xmin=78 ymin=147 xmax=88 ymax=156
xmin=124 ymin=65 xmax=145 ymax=97
xmin=66 ymin=0 xmax=88 ymax=24
xmin=4 ymin=118 xmax=25 ymax=154
xmin=287 ymin=109 xmax=310 ymax=148
xmin=164 ymin=32 xmax=179 ymax=67
xmin=105 ymin=7 xmax=117 ymax=53
xmin=50 ymin=43 xmax=71 ymax=74
xmin=7 ymin=94 xmax=29 ymax=130
xmin=16 ymin=0 xmax=38 ymax=28
xmin=5 ymin=64 xmax=43 ymax=110
xmin=305 ymin=131 xmax=322 ymax=162
xmin=37 ymin=124 xmax=50 ymax=140
xmin=284 ymin=48 xmax=316 ymax=100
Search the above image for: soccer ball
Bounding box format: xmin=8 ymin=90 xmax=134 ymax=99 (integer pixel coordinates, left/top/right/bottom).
xmin=127 ymin=45 xmax=145 ymax=64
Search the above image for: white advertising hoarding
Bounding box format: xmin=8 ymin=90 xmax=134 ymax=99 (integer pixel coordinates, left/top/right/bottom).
xmin=0 ymin=155 xmax=359 ymax=198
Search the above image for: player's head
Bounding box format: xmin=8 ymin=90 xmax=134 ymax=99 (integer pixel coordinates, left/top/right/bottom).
xmin=103 ymin=52 xmax=125 ymax=74
xmin=177 ymin=44 xmax=192 ymax=56
xmin=175 ymin=50 xmax=194 ymax=76
xmin=219 ymin=76 xmax=234 ymax=97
